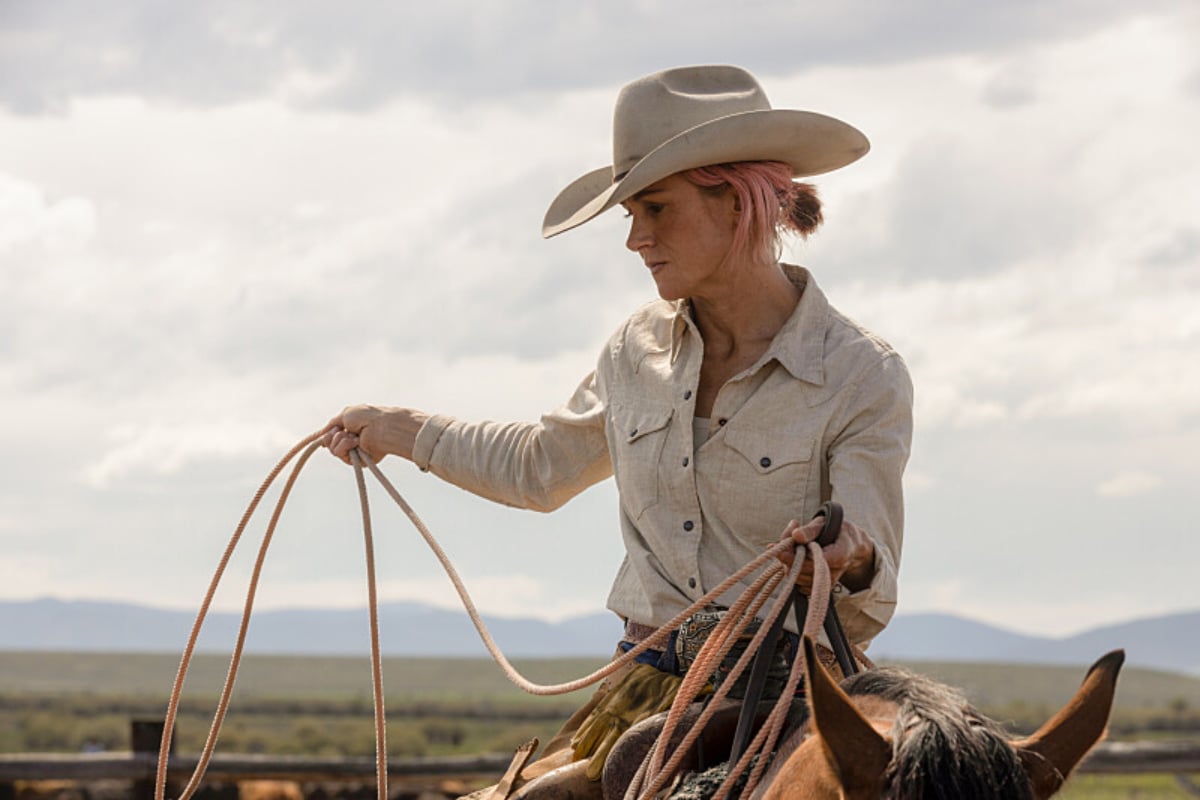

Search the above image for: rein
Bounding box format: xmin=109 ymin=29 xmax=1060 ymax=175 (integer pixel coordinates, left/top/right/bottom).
xmin=154 ymin=432 xmax=843 ymax=800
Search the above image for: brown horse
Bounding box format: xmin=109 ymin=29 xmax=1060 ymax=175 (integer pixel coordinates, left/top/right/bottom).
xmin=755 ymin=638 xmax=1124 ymax=799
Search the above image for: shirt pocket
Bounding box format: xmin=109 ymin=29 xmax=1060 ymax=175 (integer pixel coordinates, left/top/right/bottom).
xmin=611 ymin=404 xmax=674 ymax=521
xmin=719 ymin=423 xmax=817 ymax=545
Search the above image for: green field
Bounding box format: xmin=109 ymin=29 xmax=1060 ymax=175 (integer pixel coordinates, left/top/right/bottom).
xmin=0 ymin=651 xmax=603 ymax=757
xmin=0 ymin=650 xmax=607 ymax=703
xmin=4 ymin=650 xmax=1198 ymax=720
xmin=1058 ymin=774 xmax=1200 ymax=799
xmin=2 ymin=650 xmax=1198 ymax=797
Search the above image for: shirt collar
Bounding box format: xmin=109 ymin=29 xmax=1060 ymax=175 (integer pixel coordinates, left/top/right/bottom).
xmin=667 ymin=264 xmax=828 ymax=385
xmin=668 ymin=303 xmax=690 ymax=365
xmin=770 ymin=264 xmax=828 ymax=385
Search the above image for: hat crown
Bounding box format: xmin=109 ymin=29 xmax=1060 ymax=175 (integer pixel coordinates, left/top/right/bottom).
xmin=612 ymin=65 xmax=771 ymax=179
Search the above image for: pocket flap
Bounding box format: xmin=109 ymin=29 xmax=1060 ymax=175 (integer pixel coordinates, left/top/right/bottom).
xmin=724 ymin=424 xmax=814 ymax=474
xmin=613 ymin=405 xmax=673 ymax=443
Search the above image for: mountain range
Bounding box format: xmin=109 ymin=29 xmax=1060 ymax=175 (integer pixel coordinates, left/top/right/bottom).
xmin=2 ymin=598 xmax=1196 ymax=675
xmin=869 ymin=610 xmax=1200 ymax=675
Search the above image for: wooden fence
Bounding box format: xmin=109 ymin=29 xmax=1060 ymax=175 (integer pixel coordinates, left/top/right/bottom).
xmin=1 ymin=723 xmax=1198 ymax=797
xmin=0 ymin=751 xmax=519 ymax=781
xmin=3 ymin=744 xmax=1199 ymax=780
xmin=2 ymin=742 xmax=1200 ymax=778
xmin=0 ymin=719 xmax=513 ymax=798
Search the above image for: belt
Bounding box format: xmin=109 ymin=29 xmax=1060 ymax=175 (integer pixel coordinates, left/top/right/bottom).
xmin=622 ymin=616 xmax=848 ymax=681
xmin=623 ymin=619 xmax=663 ymax=644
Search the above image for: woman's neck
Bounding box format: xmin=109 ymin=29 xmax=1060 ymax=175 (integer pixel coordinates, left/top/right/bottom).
xmin=690 ymin=261 xmax=801 ymax=358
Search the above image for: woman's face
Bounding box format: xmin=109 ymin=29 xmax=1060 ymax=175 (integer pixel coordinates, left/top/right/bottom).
xmin=621 ymin=173 xmax=738 ymax=302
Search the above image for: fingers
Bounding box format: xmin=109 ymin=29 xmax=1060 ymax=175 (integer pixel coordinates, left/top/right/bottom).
xmin=781 ymin=517 xmax=826 ymax=546
xmin=777 ymin=516 xmax=862 ymax=589
xmin=325 ymin=428 xmax=360 ymax=464
xmin=775 ymin=521 xmax=816 ymax=591
xmin=323 ymin=405 xmax=371 ymax=464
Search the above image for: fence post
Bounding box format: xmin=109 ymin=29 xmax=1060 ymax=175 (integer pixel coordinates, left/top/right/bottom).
xmin=131 ymin=719 xmax=177 ymax=800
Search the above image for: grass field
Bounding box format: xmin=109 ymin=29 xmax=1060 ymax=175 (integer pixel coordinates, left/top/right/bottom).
xmin=1059 ymin=774 xmax=1200 ymax=798
xmin=4 ymin=649 xmax=1198 ymax=713
xmin=2 ymin=650 xmax=1198 ymax=797
xmin=0 ymin=650 xmax=606 ymax=702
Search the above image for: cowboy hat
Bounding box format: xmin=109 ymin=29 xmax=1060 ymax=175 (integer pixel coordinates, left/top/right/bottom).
xmin=542 ymin=65 xmax=869 ymax=238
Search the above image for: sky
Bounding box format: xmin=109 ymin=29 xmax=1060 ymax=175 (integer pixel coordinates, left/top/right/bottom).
xmin=1 ymin=0 xmax=1198 ymax=642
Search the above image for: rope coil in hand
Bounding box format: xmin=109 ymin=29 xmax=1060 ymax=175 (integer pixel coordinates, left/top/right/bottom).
xmin=155 ymin=433 xmax=846 ymax=800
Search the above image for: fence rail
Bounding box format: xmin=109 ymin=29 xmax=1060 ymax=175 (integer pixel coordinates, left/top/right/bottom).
xmin=1076 ymin=741 xmax=1200 ymax=774
xmin=0 ymin=751 xmax=513 ymax=782
xmin=1 ymin=741 xmax=1198 ymax=783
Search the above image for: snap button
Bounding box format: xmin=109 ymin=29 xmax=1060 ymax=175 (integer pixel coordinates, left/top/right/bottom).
xmin=688 ymin=577 xmax=697 ymax=589
xmin=760 ymin=457 xmax=772 ymax=468
xmin=630 ymin=428 xmax=638 ymax=437
xmin=718 ymin=418 xmax=727 ymax=426
xmin=683 ymin=520 xmax=694 ymax=532
xmin=682 ymin=457 xmax=689 ymax=467
xmin=683 ymin=390 xmax=693 ymax=400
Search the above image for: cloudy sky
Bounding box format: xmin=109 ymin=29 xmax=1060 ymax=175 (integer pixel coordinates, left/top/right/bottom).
xmin=2 ymin=1 xmax=1197 ymax=643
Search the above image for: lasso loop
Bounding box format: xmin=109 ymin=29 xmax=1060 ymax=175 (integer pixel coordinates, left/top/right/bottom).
xmin=155 ymin=434 xmax=837 ymax=800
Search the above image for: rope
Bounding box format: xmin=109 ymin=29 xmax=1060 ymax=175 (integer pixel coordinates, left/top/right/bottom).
xmin=721 ymin=554 xmax=830 ymax=799
xmin=155 ymin=432 xmax=324 ymax=800
xmin=357 ymin=451 xmax=810 ymax=698
xmin=351 ymin=449 xmax=389 ymax=800
xmin=154 ymin=433 xmax=839 ymax=800
xmin=627 ymin=539 xmax=833 ymax=800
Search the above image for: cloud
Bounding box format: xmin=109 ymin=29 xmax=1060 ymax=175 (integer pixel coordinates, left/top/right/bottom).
xmin=801 ymin=15 xmax=1200 ymax=446
xmin=1095 ymin=471 xmax=1163 ymax=498
xmin=0 ymin=556 xmax=60 ymax=600
xmin=2 ymin=2 xmax=1198 ymax=638
xmin=0 ymin=0 xmax=1184 ymax=114
xmin=82 ymin=420 xmax=301 ymax=488
xmin=225 ymin=574 xmax=599 ymax=620
xmin=902 ymin=470 xmax=936 ymax=492
xmin=899 ymin=581 xmax=1175 ymax=637
xmin=0 ymin=173 xmax=96 ymax=252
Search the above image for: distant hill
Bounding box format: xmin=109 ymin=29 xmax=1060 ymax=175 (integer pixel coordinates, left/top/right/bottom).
xmin=872 ymin=610 xmax=1200 ymax=675
xmin=869 ymin=612 xmax=1046 ymax=662
xmin=0 ymin=597 xmax=624 ymax=658
xmin=3 ymin=598 xmax=1197 ymax=674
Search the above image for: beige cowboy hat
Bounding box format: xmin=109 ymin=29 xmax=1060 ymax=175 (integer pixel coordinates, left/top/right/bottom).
xmin=542 ymin=64 xmax=870 ymax=238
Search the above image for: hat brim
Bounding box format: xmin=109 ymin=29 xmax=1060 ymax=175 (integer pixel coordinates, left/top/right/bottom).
xmin=542 ymin=109 xmax=869 ymax=238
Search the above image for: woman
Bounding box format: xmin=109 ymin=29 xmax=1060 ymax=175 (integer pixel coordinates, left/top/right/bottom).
xmin=325 ymin=65 xmax=912 ymax=797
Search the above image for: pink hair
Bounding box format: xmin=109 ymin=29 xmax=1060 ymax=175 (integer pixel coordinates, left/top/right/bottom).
xmin=683 ymin=161 xmax=823 ymax=265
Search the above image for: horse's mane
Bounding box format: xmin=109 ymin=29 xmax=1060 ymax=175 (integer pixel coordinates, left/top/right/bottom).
xmin=840 ymin=667 xmax=1035 ymax=800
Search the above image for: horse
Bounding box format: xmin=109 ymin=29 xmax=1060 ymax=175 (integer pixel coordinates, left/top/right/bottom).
xmin=532 ymin=636 xmax=1120 ymax=800
xmin=754 ymin=637 xmax=1124 ymax=799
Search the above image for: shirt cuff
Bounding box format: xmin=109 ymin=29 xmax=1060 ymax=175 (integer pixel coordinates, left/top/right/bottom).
xmin=411 ymin=414 xmax=453 ymax=472
xmin=832 ymin=546 xmax=898 ymax=646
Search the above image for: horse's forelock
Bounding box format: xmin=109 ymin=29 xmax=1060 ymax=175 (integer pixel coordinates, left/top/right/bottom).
xmin=841 ymin=667 xmax=1035 ymax=800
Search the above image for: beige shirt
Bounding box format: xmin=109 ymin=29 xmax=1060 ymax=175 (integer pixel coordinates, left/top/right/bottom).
xmin=413 ymin=265 xmax=913 ymax=648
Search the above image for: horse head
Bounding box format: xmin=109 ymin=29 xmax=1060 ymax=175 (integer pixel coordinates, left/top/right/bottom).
xmin=757 ymin=637 xmax=1124 ymax=800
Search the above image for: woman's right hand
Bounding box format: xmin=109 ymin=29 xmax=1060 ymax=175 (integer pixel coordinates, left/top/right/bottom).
xmin=777 ymin=516 xmax=876 ymax=594
xmin=321 ymin=404 xmax=429 ymax=465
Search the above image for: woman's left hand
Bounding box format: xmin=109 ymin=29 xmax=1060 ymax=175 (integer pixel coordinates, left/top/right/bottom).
xmin=777 ymin=516 xmax=876 ymax=594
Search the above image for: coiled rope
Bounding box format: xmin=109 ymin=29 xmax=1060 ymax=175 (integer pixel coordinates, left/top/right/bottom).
xmin=154 ymin=432 xmax=838 ymax=800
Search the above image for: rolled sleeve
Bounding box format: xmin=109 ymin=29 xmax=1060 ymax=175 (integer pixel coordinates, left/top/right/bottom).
xmin=411 ymin=414 xmax=453 ymax=472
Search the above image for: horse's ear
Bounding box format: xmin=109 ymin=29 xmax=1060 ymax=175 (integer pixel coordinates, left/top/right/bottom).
xmin=803 ymin=636 xmax=892 ymax=797
xmin=1015 ymin=649 xmax=1124 ymax=799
